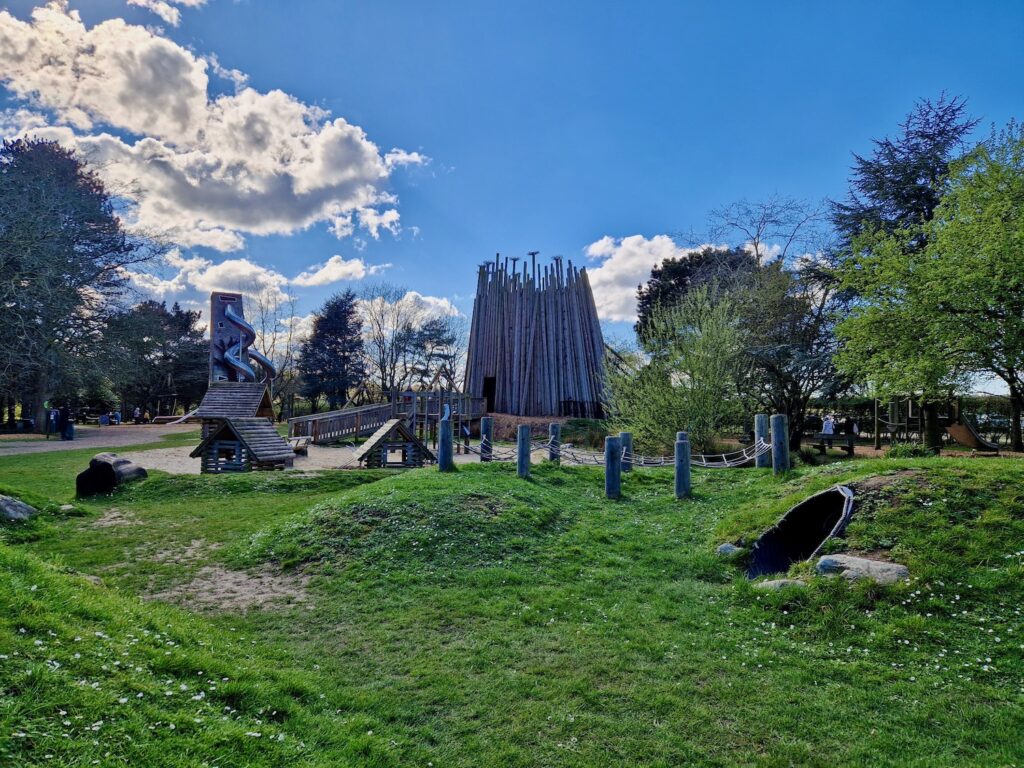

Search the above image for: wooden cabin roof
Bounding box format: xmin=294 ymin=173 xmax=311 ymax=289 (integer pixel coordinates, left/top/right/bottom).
xmin=189 ymin=417 xmax=294 ymax=462
xmin=352 ymin=418 xmax=436 ymax=464
xmin=195 ymin=382 xmax=274 ymax=419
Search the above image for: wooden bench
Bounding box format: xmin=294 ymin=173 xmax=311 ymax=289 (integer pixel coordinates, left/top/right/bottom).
xmin=811 ymin=432 xmax=855 ymax=456
xmin=287 ymin=436 xmax=312 ymax=456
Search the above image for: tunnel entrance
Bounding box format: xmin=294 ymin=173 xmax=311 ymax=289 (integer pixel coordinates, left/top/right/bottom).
xmin=747 ymin=486 xmax=854 ymax=578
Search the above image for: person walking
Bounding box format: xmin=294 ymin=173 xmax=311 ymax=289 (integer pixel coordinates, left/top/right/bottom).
xmin=822 ymin=413 xmax=835 ymax=449
xmin=133 ymin=406 xmax=141 ymax=425
xmin=57 ymin=404 xmax=71 ymax=441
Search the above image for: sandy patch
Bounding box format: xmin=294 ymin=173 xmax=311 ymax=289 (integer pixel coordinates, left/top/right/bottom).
xmin=147 ymin=565 xmax=310 ymax=611
xmin=850 ymin=470 xmax=922 ymax=493
xmin=151 ymin=538 xmax=220 ymax=565
xmin=93 ymin=507 xmax=140 ymax=528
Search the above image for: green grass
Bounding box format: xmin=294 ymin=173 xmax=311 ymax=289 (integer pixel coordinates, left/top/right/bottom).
xmin=0 ymin=446 xmax=1022 ymax=766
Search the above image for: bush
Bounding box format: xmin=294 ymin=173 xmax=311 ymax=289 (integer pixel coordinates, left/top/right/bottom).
xmin=885 ymin=441 xmax=936 ymax=459
xmin=560 ymin=418 xmax=608 ymax=449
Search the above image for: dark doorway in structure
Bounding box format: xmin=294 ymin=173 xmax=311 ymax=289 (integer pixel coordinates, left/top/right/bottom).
xmin=483 ymin=377 xmax=496 ymax=413
xmin=747 ymin=486 xmax=854 ymax=578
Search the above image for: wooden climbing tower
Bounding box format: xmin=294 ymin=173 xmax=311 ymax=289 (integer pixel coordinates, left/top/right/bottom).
xmin=465 ymin=255 xmax=605 ymax=417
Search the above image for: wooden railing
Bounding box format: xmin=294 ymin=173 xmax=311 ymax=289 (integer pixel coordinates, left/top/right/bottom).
xmin=288 ymin=395 xmax=489 ymax=446
xmin=288 ymin=403 xmax=393 ymax=444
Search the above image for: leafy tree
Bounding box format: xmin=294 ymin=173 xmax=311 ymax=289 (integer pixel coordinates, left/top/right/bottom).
xmin=0 ymin=139 xmax=157 ymax=428
xmin=608 ymin=286 xmax=745 ymax=452
xmin=634 ymin=246 xmax=756 ymax=338
xmin=839 ymin=122 xmax=1024 ymax=450
xmin=298 ymin=291 xmax=366 ymax=411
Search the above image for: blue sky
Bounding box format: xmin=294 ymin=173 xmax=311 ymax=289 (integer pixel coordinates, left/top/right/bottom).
xmin=1 ymin=0 xmax=1023 ymax=337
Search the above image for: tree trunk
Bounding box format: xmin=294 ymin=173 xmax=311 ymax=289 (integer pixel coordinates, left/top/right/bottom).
xmin=1009 ymin=387 xmax=1023 ymax=452
xmin=921 ymin=401 xmax=943 ymax=453
xmin=32 ymin=374 xmax=48 ymax=434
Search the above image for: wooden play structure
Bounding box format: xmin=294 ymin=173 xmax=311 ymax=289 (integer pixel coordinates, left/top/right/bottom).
xmin=465 ymin=255 xmax=606 ymax=417
xmin=190 ymin=418 xmax=294 ymax=472
xmin=351 ymin=419 xmax=436 ymax=468
xmin=872 ymin=397 xmax=999 ymax=451
xmin=191 ymin=292 xmax=293 ymax=473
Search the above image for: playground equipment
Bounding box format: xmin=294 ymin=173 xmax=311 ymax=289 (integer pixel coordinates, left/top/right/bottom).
xmin=351 ymin=419 xmax=436 ymax=469
xmin=747 ymin=486 xmax=854 ymax=577
xmin=465 ymin=255 xmax=605 ymax=418
xmin=945 ymin=417 xmax=999 ymax=452
xmin=191 ymin=292 xmax=292 ymax=473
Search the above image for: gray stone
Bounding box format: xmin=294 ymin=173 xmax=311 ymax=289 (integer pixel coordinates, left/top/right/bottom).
xmin=816 ymin=554 xmax=909 ymax=585
xmin=59 ymin=504 xmax=75 ymax=513
xmin=754 ymin=578 xmax=806 ymax=590
xmin=0 ymin=495 xmax=38 ymax=523
xmin=716 ymin=543 xmax=744 ymax=556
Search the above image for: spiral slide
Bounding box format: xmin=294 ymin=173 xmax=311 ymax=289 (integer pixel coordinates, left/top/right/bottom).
xmin=224 ymin=303 xmax=277 ymax=383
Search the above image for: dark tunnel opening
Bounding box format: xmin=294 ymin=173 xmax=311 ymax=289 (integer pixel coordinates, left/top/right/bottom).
xmin=747 ymin=486 xmax=854 ymax=578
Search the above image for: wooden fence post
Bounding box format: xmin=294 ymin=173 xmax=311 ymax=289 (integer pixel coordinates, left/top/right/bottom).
xmin=438 ymin=417 xmax=454 ymax=472
xmin=754 ymin=413 xmax=771 ymax=469
xmin=619 ymin=431 xmax=633 ymax=472
xmin=517 ymin=425 xmax=531 ymax=479
xmin=675 ymin=431 xmax=691 ymax=499
xmin=771 ymin=413 xmax=790 ymax=475
xmin=548 ymin=423 xmax=561 ymax=463
xmin=480 ymin=416 xmax=493 ymax=462
xmin=605 ymin=435 xmax=622 ymax=499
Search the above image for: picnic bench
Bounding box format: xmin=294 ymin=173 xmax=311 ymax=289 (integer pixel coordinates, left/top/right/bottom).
xmin=287 ymin=436 xmax=312 ymax=456
xmin=811 ymin=432 xmax=855 ymax=456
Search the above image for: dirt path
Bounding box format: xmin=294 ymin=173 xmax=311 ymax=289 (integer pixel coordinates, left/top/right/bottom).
xmin=0 ymin=424 xmax=196 ymax=457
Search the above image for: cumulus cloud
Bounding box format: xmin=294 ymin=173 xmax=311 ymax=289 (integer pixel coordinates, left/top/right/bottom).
xmin=584 ymin=234 xmax=701 ymax=322
xmin=126 ymin=249 xmax=291 ymax=304
xmin=0 ymin=4 xmax=424 ymax=250
xmin=291 ymin=255 xmax=391 ymax=287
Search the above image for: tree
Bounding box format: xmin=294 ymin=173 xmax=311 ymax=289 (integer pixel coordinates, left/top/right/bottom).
xmin=838 ymin=122 xmax=1024 ymax=450
xmin=359 ymin=284 xmax=431 ymax=394
xmin=634 ymin=246 xmax=757 ymax=338
xmin=297 ymin=291 xmax=366 ymax=411
xmin=831 ymin=93 xmax=979 ymax=247
xmin=831 ymin=95 xmax=981 ymax=448
xmin=0 ymin=139 xmax=157 ymax=428
xmin=608 ymin=286 xmax=745 ymax=452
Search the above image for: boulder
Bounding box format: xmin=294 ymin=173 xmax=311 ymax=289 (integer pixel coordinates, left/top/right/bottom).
xmin=716 ymin=543 xmax=744 ymax=556
xmin=0 ymin=495 xmax=38 ymax=523
xmin=754 ymin=578 xmax=806 ymax=590
xmin=76 ymin=453 xmax=147 ymax=497
xmin=816 ymin=554 xmax=908 ymax=585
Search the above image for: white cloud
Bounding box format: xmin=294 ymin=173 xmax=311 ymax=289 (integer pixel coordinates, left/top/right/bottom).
xmin=126 ymin=0 xmax=207 ymax=27
xmin=126 ymin=249 xmax=291 ymax=304
xmin=0 ymin=4 xmax=425 ymax=251
xmin=585 ymin=234 xmax=701 ymax=322
xmin=291 ymin=255 xmax=391 ymax=287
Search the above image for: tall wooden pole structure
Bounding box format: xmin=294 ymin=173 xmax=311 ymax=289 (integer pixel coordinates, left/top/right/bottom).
xmin=465 ymin=255 xmax=606 ymax=417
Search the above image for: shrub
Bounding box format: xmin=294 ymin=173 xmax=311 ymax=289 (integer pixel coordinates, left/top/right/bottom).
xmin=885 ymin=441 xmax=936 ymax=459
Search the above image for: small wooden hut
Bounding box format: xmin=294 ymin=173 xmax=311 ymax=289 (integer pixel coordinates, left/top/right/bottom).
xmin=351 ymin=419 xmax=436 ymax=468
xmin=189 ymin=418 xmax=294 ymax=472
xmin=465 ymin=255 xmax=605 ymax=417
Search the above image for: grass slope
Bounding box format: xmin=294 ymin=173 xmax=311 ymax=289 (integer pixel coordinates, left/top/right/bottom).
xmin=0 ymin=450 xmax=1022 ymax=766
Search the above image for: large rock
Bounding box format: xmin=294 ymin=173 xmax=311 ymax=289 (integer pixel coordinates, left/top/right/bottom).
xmin=76 ymin=453 xmax=147 ymax=497
xmin=716 ymin=543 xmax=745 ymax=557
xmin=816 ymin=554 xmax=908 ymax=585
xmin=0 ymin=495 xmax=38 ymax=522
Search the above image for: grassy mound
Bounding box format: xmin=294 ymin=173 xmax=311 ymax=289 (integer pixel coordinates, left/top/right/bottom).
xmin=235 ymin=462 xmax=585 ymax=573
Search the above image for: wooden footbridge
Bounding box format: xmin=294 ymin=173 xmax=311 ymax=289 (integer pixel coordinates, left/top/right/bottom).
xmin=287 ymin=391 xmax=487 ymax=446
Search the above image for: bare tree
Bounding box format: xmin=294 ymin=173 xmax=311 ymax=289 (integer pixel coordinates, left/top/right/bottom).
xmin=707 ymin=195 xmax=828 ymax=265
xmin=359 ymin=283 xmax=428 ymax=394
xmin=246 ymin=284 xmax=303 ymax=420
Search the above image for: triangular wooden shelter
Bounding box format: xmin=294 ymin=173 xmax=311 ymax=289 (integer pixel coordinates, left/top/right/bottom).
xmin=189 ymin=417 xmax=294 ymax=472
xmin=351 ymin=419 xmax=436 ymax=468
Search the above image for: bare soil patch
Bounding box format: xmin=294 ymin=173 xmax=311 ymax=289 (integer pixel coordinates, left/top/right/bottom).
xmin=93 ymin=507 xmax=140 ymax=528
xmin=849 ymin=470 xmax=922 ymax=493
xmin=147 ymin=565 xmax=310 ymax=611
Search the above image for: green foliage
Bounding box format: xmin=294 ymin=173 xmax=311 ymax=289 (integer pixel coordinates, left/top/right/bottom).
xmin=885 ymin=442 xmax=937 ymax=459
xmin=559 ymin=418 xmax=608 ymax=449
xmin=607 ymin=286 xmax=745 ymax=452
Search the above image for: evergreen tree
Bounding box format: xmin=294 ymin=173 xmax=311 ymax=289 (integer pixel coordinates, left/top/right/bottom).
xmin=298 ymin=291 xmax=366 ymax=410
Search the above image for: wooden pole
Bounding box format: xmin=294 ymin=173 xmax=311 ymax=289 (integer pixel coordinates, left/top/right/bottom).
xmin=605 ymin=435 xmax=622 ymax=499
xmin=674 ymin=431 xmax=691 ymax=499
xmin=438 ymin=416 xmax=454 ymax=472
xmin=516 ymin=424 xmax=531 ymax=479
xmin=771 ymin=414 xmax=789 ymax=475
xmin=480 ymin=416 xmax=493 ymax=462
xmin=754 ymin=414 xmax=770 ymax=469
xmin=619 ymin=431 xmax=633 ymax=472
xmin=548 ymin=422 xmax=561 ymax=463
xmin=873 ymin=399 xmax=881 ymax=450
